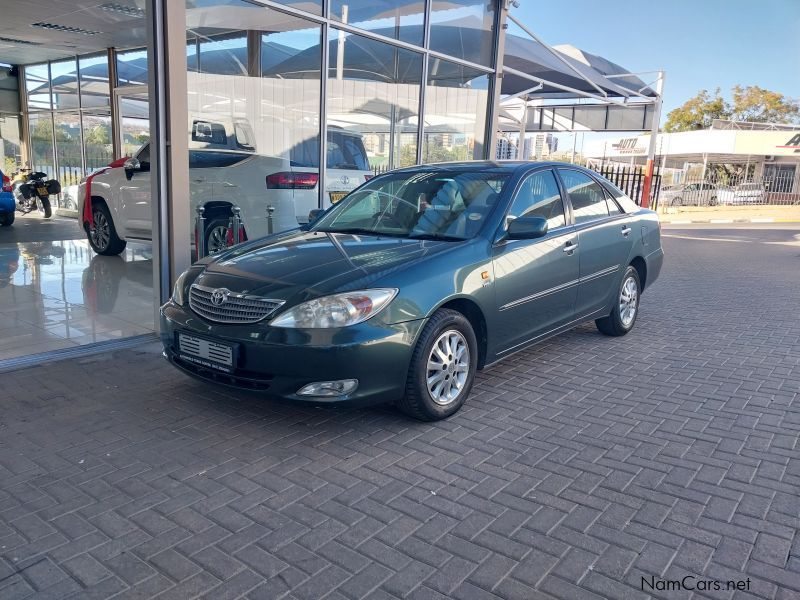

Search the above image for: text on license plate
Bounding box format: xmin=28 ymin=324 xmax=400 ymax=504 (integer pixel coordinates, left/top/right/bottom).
xmin=37 ymin=187 xmax=48 ymax=196
xmin=329 ymin=192 xmax=348 ymax=204
xmin=178 ymin=333 xmax=234 ymax=369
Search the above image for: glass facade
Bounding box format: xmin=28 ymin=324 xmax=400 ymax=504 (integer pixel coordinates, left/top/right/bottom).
xmin=23 ymin=54 xmax=116 ymax=211
xmin=182 ymin=0 xmax=498 ymax=259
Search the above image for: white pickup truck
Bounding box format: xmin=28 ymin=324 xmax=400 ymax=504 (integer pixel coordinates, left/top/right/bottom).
xmin=78 ymin=119 xmax=372 ymax=256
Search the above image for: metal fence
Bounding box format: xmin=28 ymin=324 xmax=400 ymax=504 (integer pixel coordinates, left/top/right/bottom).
xmin=658 ymin=170 xmax=800 ymax=207
xmin=590 ymin=164 xmax=662 ymax=207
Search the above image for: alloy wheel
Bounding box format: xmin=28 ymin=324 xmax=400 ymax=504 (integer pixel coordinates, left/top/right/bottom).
xmin=207 ymin=225 xmax=229 ymax=254
xmin=426 ymin=329 xmax=470 ymax=405
xmin=91 ymin=210 xmax=111 ymax=251
xmin=619 ymin=276 xmax=638 ymax=327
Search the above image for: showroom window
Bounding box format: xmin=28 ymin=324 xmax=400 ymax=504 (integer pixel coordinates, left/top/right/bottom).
xmin=79 ymin=53 xmax=111 ymax=108
xmin=423 ymin=59 xmax=490 ymax=162
xmin=26 ymin=63 xmax=51 ymax=111
xmin=50 ymin=58 xmax=80 ymax=111
xmin=28 ymin=112 xmax=56 ymax=178
xmin=330 ymin=0 xmax=425 ymax=46
xmin=429 ymin=0 xmax=497 ymax=67
xmin=116 ymin=48 xmax=148 ymax=87
xmin=327 ymin=29 xmax=422 ymax=174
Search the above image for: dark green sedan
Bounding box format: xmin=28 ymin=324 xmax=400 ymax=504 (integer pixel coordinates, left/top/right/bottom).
xmin=161 ymin=162 xmax=663 ymax=421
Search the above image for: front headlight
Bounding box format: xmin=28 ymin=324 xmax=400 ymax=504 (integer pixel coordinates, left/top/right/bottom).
xmin=172 ymin=271 xmax=190 ymax=305
xmin=270 ymin=289 xmax=397 ymax=328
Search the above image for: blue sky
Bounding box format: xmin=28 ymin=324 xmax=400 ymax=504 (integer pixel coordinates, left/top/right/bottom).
xmin=514 ymin=0 xmax=800 ymax=121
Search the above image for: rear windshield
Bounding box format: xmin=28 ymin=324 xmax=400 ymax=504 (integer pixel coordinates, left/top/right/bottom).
xmin=290 ymin=131 xmax=370 ymax=171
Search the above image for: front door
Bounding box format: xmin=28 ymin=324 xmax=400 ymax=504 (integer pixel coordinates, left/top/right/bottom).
xmin=493 ymin=169 xmax=579 ymax=353
xmin=115 ymin=88 xmax=152 ymax=237
xmin=557 ymin=168 xmax=634 ymax=318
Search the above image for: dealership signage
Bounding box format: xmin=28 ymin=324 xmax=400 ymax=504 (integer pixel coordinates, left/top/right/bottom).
xmin=777 ymin=133 xmax=800 ymax=153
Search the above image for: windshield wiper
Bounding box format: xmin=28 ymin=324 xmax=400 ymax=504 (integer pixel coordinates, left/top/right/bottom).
xmin=316 ymin=227 xmax=406 ymax=238
xmin=408 ymin=232 xmax=465 ymax=242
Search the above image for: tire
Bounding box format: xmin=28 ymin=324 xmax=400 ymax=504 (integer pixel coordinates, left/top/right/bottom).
xmin=205 ymin=217 xmax=230 ymax=254
xmin=595 ymin=266 xmax=641 ymax=337
xmin=672 ymin=197 xmax=682 ymax=207
xmin=708 ymin=196 xmax=717 ymax=207
xmin=37 ymin=196 xmax=52 ymax=218
xmin=87 ymin=202 xmax=127 ymax=256
xmin=0 ymin=212 xmax=14 ymax=226
xmin=397 ymin=308 xmax=478 ymax=421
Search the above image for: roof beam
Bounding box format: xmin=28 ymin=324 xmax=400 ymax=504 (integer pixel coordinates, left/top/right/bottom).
xmin=506 ymin=14 xmax=626 ymax=99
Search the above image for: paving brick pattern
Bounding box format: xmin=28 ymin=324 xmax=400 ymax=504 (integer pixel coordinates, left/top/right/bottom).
xmin=1 ymin=225 xmax=799 ymax=599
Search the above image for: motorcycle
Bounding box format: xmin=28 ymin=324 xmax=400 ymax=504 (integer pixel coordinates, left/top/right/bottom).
xmin=13 ymin=168 xmax=60 ymax=219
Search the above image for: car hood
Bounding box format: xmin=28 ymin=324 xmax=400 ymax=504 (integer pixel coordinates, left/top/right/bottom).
xmin=192 ymin=230 xmax=456 ymax=303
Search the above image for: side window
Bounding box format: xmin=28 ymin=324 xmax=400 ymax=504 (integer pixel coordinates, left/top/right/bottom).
xmin=605 ymin=194 xmax=622 ymax=216
xmin=507 ymin=170 xmax=565 ymax=230
xmin=558 ymin=169 xmax=609 ymax=224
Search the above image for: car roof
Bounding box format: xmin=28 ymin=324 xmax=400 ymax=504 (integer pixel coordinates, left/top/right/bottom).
xmin=392 ymin=160 xmax=590 ymax=176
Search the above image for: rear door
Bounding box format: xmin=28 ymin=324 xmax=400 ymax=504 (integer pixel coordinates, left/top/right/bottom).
xmin=557 ymin=168 xmax=634 ymax=318
xmin=492 ymin=169 xmax=579 ymax=352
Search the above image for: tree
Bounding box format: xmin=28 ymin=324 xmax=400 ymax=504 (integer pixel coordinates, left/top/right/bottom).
xmin=663 ymin=88 xmax=728 ymax=132
xmin=729 ymin=85 xmax=800 ymax=124
xmin=664 ymin=86 xmax=800 ymax=132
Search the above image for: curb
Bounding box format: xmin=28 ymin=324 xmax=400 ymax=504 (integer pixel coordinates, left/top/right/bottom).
xmin=662 ymin=218 xmax=800 ymax=225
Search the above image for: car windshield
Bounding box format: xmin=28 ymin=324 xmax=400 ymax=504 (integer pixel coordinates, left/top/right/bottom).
xmin=312 ymin=170 xmax=511 ymax=240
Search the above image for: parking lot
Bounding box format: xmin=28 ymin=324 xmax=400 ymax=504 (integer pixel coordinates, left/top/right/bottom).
xmin=1 ymin=224 xmax=798 ymax=600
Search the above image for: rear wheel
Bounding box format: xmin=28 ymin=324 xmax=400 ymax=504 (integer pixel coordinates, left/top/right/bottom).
xmin=37 ymin=196 xmax=52 ymax=218
xmin=0 ymin=212 xmax=14 ymax=226
xmin=87 ymin=203 xmax=126 ymax=256
xmin=398 ymin=308 xmax=478 ymax=421
xmin=205 ymin=217 xmax=230 ymax=254
xmin=596 ymin=266 xmax=641 ymax=337
xmin=708 ymin=195 xmax=717 ymax=207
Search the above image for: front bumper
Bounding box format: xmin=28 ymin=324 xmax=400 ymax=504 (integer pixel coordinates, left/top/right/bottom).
xmin=160 ymin=301 xmax=425 ymax=406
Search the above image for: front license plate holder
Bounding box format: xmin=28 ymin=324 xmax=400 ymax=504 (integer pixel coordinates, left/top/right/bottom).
xmin=176 ymin=332 xmax=239 ymax=373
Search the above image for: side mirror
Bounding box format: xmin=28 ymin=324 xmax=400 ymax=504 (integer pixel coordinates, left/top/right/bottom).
xmin=308 ymin=208 xmax=325 ymax=223
xmin=507 ymin=216 xmax=548 ymax=240
xmin=123 ymin=158 xmax=141 ymax=180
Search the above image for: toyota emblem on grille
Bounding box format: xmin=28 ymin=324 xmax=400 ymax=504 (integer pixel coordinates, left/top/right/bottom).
xmin=210 ymin=288 xmax=229 ymax=306
xmin=340 ymin=175 xmax=350 ymax=185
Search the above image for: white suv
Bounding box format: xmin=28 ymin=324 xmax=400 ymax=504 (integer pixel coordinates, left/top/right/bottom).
xmin=78 ymin=119 xmax=372 ymax=256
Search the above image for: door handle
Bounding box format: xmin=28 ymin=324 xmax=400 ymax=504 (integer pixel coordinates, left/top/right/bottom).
xmin=621 ymin=226 xmax=632 ymax=237
xmin=563 ymin=241 xmax=578 ymax=253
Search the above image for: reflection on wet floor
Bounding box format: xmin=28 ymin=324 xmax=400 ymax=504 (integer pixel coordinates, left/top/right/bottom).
xmin=0 ymin=231 xmax=154 ymax=360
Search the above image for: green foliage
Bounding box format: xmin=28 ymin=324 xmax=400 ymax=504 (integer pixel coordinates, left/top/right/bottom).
xmin=84 ymin=124 xmax=111 ymax=146
xmin=664 ymin=86 xmax=800 ymax=132
xmin=664 ymin=88 xmax=728 ymax=132
xmin=729 ymin=85 xmax=800 ymax=123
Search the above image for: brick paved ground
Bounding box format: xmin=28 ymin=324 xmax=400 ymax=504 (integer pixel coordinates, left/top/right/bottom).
xmin=1 ymin=224 xmax=799 ymax=600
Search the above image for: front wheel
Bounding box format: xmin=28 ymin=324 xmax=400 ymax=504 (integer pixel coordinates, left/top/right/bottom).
xmin=398 ymin=308 xmax=478 ymax=421
xmin=0 ymin=212 xmax=14 ymax=226
xmin=596 ymin=266 xmax=641 ymax=337
xmin=708 ymin=196 xmax=717 ymax=207
xmin=37 ymin=196 xmax=52 ymax=218
xmin=87 ymin=203 xmax=127 ymax=256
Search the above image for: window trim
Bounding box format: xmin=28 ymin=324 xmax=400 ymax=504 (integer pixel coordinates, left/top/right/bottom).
xmin=494 ymin=167 xmax=569 ymax=243
xmin=556 ymin=167 xmax=616 ymax=227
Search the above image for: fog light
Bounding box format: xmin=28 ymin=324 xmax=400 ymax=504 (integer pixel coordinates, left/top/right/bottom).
xmin=297 ymin=379 xmax=358 ymax=397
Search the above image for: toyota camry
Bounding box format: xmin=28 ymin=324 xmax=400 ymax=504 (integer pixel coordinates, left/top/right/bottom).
xmin=161 ymin=161 xmax=663 ymax=421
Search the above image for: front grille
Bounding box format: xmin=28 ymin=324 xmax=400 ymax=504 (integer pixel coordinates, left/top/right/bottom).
xmin=189 ymin=284 xmax=284 ymax=324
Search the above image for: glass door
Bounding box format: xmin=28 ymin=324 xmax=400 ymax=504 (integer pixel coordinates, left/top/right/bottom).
xmin=114 ymin=86 xmax=150 ymax=158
